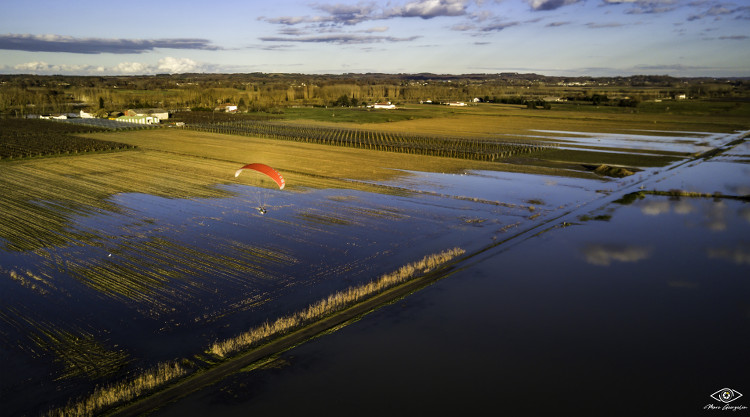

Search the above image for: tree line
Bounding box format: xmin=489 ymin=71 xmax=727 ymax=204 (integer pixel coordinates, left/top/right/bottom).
xmin=1 ymin=73 xmax=747 ymax=116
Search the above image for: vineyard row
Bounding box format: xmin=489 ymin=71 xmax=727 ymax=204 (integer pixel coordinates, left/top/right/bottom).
xmin=0 ymin=119 xmax=135 ymax=160
xmin=185 ymin=120 xmax=557 ymax=161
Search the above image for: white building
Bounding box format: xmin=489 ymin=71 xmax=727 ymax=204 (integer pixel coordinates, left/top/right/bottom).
xmin=372 ymin=101 xmax=396 ymax=109
xmin=215 ymin=104 xmax=238 ymax=112
xmin=117 ymin=115 xmax=159 ymax=124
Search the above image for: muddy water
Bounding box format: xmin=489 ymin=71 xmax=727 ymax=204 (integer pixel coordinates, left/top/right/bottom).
xmin=150 ymin=144 xmax=750 ymax=417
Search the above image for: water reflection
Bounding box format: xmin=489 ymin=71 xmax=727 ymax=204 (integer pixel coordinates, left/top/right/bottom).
xmin=582 ymin=244 xmax=651 ymax=266
xmin=150 ymin=180 xmax=750 ymax=417
xmin=359 ymin=169 xmax=608 ymax=210
xmin=652 ymin=161 xmax=750 ymax=197
xmin=529 ymin=129 xmax=727 ymax=154
xmin=741 ymin=206 xmax=750 ymax=223
xmin=707 ymin=244 xmax=750 ymax=265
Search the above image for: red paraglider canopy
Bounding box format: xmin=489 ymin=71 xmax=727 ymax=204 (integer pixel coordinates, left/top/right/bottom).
xmin=234 ymin=163 xmax=285 ymax=190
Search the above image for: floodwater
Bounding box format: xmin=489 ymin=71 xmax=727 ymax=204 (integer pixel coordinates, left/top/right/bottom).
xmin=150 ymin=137 xmax=749 ymax=417
xmin=1 ymin=131 xmax=747 ymax=416
xmin=528 ymin=129 xmax=727 ymax=155
xmin=0 ymin=164 xmax=608 ymax=416
xmin=152 ymin=195 xmax=750 ymax=417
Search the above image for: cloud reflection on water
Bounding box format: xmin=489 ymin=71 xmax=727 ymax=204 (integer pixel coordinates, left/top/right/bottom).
xmin=707 ymin=244 xmax=750 ymax=265
xmin=582 ymin=244 xmax=651 ymax=266
xmin=740 ymin=206 xmax=750 ymax=223
xmin=638 ymin=198 xmax=694 ymax=216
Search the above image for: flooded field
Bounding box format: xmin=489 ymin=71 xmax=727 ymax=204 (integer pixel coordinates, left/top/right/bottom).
xmin=1 ymin=126 xmax=747 ymax=416
xmin=150 ymin=134 xmax=750 ymax=417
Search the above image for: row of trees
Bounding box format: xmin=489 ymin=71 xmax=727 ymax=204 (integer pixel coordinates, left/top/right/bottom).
xmin=1 ymin=73 xmax=747 ymax=115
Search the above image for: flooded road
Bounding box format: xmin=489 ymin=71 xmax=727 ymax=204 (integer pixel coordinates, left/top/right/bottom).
xmin=150 ymin=133 xmax=750 ymax=417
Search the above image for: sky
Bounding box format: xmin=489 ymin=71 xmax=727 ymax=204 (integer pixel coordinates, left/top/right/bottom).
xmin=0 ymin=0 xmax=748 ymax=77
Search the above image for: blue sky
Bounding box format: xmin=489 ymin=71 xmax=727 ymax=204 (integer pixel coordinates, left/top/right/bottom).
xmin=1 ymin=0 xmax=748 ymax=77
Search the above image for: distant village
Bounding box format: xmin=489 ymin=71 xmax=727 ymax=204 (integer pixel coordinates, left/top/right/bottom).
xmin=27 ymin=99 xmax=484 ymax=125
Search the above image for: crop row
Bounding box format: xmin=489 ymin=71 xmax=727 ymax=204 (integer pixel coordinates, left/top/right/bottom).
xmin=0 ymin=119 xmax=135 ymax=160
xmin=185 ymin=120 xmax=556 ymax=161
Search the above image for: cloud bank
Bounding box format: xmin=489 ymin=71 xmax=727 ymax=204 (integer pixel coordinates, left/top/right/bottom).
xmin=0 ymin=34 xmax=221 ymax=54
xmin=259 ymin=34 xmax=420 ymax=44
xmin=4 ymin=57 xmax=206 ymax=75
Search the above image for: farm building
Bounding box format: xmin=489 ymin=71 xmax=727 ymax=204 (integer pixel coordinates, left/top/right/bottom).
xmin=371 ymin=101 xmax=396 ymax=109
xmin=39 ymin=114 xmax=69 ymax=120
xmin=215 ymin=104 xmax=238 ymax=113
xmin=445 ymin=101 xmax=467 ymax=107
xmin=126 ymin=109 xmax=169 ymax=120
xmin=116 ymin=115 xmax=159 ymax=125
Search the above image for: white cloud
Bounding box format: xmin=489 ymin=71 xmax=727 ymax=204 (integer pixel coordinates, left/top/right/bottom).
xmin=388 ymin=0 xmax=471 ymax=18
xmin=6 ymin=57 xmax=208 ymax=75
xmin=114 ymin=62 xmax=150 ymax=74
xmin=157 ymin=57 xmax=199 ymax=73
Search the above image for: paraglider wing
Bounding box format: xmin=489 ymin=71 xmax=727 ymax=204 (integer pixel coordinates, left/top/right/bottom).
xmin=234 ymin=163 xmax=286 ymax=190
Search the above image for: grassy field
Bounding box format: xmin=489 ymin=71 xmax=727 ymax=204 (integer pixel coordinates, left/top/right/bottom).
xmin=286 ymin=101 xmax=750 ymax=135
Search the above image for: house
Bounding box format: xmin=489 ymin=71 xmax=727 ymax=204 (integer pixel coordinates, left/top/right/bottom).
xmin=372 ymin=101 xmax=396 ymax=109
xmin=215 ymin=104 xmax=238 ymax=113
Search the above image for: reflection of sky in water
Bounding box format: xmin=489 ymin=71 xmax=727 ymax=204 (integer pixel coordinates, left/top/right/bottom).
xmin=366 ymin=169 xmax=608 ymax=209
xmin=651 ymin=161 xmax=750 ymax=196
xmin=592 ymin=196 xmax=750 ymax=268
xmin=581 ymin=244 xmax=652 ymax=266
xmin=717 ymin=139 xmax=750 ymax=161
xmin=150 ymin=186 xmax=750 ymax=417
xmin=4 ymin=182 xmax=538 ymax=415
xmin=528 ymin=130 xmax=727 ymax=154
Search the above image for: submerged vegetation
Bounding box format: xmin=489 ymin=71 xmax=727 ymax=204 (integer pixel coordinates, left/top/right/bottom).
xmin=41 ymin=248 xmax=464 ymax=417
xmin=43 ymin=361 xmax=188 ymax=417
xmin=208 ymin=247 xmax=465 ymax=358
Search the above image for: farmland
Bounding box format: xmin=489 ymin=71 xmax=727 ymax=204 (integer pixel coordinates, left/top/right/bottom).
xmin=0 ymin=118 xmax=134 ymax=160
xmin=1 ymin=99 xmax=749 ymax=417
